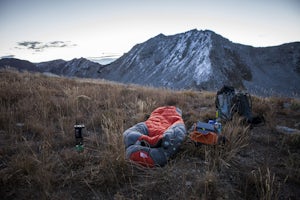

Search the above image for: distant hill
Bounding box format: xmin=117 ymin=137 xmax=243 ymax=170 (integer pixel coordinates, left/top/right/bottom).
xmin=0 ymin=58 xmax=41 ymax=72
xmin=1 ymin=29 xmax=300 ymax=97
xmin=36 ymin=58 xmax=103 ymax=78
xmin=0 ymin=57 xmax=103 ymax=78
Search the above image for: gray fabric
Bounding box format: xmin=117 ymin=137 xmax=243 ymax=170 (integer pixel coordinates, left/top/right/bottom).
xmin=217 ymin=93 xmax=235 ymax=120
xmin=175 ymin=107 xmax=183 ymax=116
xmin=161 ymin=124 xmax=186 ymax=158
xmin=123 ymin=122 xmax=148 ymax=148
xmin=124 ymin=122 xmax=186 ymax=166
xmin=149 ymin=147 xmax=168 ymax=166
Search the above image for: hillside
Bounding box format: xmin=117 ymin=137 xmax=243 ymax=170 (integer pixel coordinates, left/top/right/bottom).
xmin=98 ymin=29 xmax=300 ymax=97
xmin=0 ymin=57 xmax=103 ymax=78
xmin=0 ymin=69 xmax=299 ymax=199
xmin=36 ymin=57 xmax=103 ymax=78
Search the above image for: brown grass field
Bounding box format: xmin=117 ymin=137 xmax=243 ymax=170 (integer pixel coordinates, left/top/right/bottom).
xmin=0 ymin=69 xmax=299 ymax=199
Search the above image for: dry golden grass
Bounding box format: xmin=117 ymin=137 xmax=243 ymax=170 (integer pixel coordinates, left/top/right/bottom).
xmin=0 ymin=69 xmax=299 ymax=199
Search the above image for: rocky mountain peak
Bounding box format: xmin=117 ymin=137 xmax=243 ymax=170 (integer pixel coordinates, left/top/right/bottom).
xmin=98 ymin=29 xmax=300 ymax=97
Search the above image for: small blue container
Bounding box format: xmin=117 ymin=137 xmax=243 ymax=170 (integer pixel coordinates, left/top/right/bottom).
xmin=208 ymin=120 xmax=216 ymax=125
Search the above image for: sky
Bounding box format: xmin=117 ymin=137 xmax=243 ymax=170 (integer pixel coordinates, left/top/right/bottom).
xmin=0 ymin=0 xmax=299 ymax=63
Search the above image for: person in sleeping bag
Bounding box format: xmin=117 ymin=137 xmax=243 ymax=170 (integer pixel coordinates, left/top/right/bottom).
xmin=123 ymin=106 xmax=187 ymax=167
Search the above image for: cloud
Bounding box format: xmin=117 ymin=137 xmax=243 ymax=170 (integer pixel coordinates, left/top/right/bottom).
xmin=17 ymin=41 xmax=42 ymax=50
xmin=16 ymin=41 xmax=77 ymax=52
xmin=0 ymin=55 xmax=15 ymax=59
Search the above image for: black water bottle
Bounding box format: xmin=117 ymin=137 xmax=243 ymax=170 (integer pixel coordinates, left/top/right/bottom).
xmin=74 ymin=124 xmax=85 ymax=152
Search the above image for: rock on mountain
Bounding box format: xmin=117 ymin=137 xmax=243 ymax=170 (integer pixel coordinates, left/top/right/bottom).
xmin=0 ymin=57 xmax=103 ymax=78
xmin=36 ymin=58 xmax=103 ymax=78
xmin=98 ymin=29 xmax=300 ymax=97
xmin=98 ymin=30 xmax=214 ymax=89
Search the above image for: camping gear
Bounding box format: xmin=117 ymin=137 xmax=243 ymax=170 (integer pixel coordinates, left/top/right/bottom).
xmin=215 ymin=85 xmax=236 ymax=121
xmin=189 ymin=121 xmax=220 ymax=145
xmin=74 ymin=124 xmax=85 ymax=152
xmin=214 ymin=121 xmax=222 ymax=134
xmin=123 ymin=106 xmax=187 ymax=167
xmin=215 ymin=85 xmax=253 ymax=123
xmin=232 ymin=92 xmax=253 ymax=123
xmin=193 ymin=121 xmax=216 ymax=134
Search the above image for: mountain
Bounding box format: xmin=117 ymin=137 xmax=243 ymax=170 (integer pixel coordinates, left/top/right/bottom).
xmin=87 ymin=56 xmax=119 ymax=65
xmin=0 ymin=58 xmax=41 ymax=72
xmin=1 ymin=29 xmax=299 ymax=97
xmin=36 ymin=58 xmax=103 ymax=78
xmin=98 ymin=29 xmax=300 ymax=97
xmin=0 ymin=57 xmax=103 ymax=78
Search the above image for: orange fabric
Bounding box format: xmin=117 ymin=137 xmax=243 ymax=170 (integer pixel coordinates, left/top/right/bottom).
xmin=145 ymin=106 xmax=184 ymax=137
xmin=138 ymin=134 xmax=163 ymax=146
xmin=189 ymin=131 xmax=218 ymax=145
xmin=129 ymin=151 xmax=155 ymax=167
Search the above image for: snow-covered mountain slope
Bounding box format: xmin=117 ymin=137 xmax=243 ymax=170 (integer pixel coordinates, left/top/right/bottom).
xmin=98 ymin=29 xmax=300 ymax=97
xmin=98 ymin=30 xmax=213 ymax=89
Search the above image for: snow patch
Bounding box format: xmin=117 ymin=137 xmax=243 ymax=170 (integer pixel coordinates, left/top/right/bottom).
xmin=192 ymin=33 xmax=212 ymax=84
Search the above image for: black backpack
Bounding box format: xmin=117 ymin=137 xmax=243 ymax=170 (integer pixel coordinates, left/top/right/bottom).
xmin=215 ymin=86 xmax=253 ymax=123
xmin=232 ymin=92 xmax=253 ymax=123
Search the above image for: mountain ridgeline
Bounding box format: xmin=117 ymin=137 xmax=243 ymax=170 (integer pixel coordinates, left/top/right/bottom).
xmin=0 ymin=57 xmax=102 ymax=78
xmin=1 ymin=29 xmax=299 ymax=97
xmin=98 ymin=29 xmax=300 ymax=96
